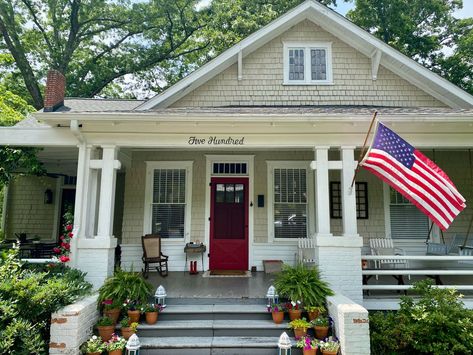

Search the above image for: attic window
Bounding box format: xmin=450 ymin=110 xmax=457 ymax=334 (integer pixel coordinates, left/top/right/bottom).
xmin=283 ymin=42 xmax=332 ymax=85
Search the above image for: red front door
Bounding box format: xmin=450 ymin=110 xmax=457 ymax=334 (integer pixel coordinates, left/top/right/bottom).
xmin=209 ymin=177 xmax=249 ymax=270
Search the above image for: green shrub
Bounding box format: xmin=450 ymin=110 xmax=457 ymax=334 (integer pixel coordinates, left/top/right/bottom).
xmin=274 ymin=263 xmax=334 ymax=306
xmin=0 ymin=245 xmax=92 ymax=354
xmin=370 ymin=280 xmax=473 ymax=355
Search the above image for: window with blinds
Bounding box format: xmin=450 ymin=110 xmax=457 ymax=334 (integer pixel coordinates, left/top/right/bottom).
xmin=151 ymin=169 xmax=186 ymax=238
xmin=390 ymin=189 xmax=428 ymax=239
xmin=273 ymin=168 xmax=308 ymax=239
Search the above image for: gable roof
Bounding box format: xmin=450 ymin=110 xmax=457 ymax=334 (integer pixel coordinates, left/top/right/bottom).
xmin=136 ymin=0 xmax=473 ymax=111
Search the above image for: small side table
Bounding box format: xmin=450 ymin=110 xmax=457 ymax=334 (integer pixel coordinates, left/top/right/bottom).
xmin=184 ymin=244 xmax=206 ymax=273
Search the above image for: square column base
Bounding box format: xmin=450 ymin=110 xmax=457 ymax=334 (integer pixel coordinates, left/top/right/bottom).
xmin=76 ymin=236 xmax=117 ymax=289
xmin=314 ymin=235 xmax=363 ymax=304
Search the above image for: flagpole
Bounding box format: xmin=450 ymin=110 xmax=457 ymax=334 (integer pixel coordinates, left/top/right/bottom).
xmin=350 ymin=111 xmax=378 ymax=188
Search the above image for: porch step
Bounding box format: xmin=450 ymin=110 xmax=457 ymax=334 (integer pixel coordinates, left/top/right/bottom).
xmin=139 ymin=336 xmax=301 ymax=355
xmin=158 ymin=304 xmax=271 ymax=321
xmin=135 ymin=302 xmax=297 ymax=353
xmin=165 ymin=297 xmax=267 ymax=305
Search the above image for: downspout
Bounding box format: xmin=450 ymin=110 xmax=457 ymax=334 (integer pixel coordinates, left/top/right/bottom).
xmin=69 ymin=119 xmax=86 ymax=268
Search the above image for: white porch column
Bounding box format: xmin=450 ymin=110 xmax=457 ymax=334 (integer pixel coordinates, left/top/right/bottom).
xmin=314 ymin=147 xmax=332 ymax=237
xmin=75 ymin=145 xmax=121 ymax=289
xmin=341 ymin=147 xmax=359 ymax=237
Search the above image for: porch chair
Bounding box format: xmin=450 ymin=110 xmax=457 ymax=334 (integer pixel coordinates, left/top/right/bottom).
xmin=297 ymin=237 xmax=317 ymax=266
xmin=141 ymin=234 xmax=169 ymax=278
xmin=369 ymin=238 xmax=410 ymax=279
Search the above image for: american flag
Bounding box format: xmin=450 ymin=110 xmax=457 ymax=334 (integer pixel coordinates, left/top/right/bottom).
xmin=360 ymin=121 xmax=466 ymax=231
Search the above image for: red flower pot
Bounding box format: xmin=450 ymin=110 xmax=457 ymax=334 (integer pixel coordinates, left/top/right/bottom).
xmin=271 ymin=311 xmax=284 ymax=324
xmin=293 ymin=327 xmax=307 ymax=338
xmin=104 ymin=308 xmax=120 ymax=324
xmin=97 ymin=325 xmax=114 ymax=342
xmin=289 ymin=309 xmax=302 ymax=320
xmin=303 ymin=349 xmax=317 ymax=355
xmin=127 ymin=310 xmax=140 ymax=324
xmin=314 ymin=325 xmax=329 ymax=339
xmin=145 ymin=311 xmax=158 ymax=324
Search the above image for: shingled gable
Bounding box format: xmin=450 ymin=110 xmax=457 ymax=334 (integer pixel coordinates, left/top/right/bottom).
xmin=137 ymin=0 xmax=473 ymax=111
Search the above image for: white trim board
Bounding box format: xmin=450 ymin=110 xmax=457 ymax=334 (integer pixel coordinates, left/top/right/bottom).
xmin=137 ymin=0 xmax=473 ymax=110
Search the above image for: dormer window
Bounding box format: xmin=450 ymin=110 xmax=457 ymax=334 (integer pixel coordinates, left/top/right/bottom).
xmin=283 ymin=42 xmax=333 ymax=85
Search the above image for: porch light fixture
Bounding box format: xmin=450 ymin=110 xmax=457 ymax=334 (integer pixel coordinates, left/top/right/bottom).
xmin=278 ymin=332 xmax=292 ymax=355
xmin=44 ymin=189 xmax=53 ymax=204
xmin=155 ymin=285 xmax=167 ymax=308
xmin=125 ymin=333 xmax=140 ymax=355
xmin=266 ymin=285 xmax=278 ymax=305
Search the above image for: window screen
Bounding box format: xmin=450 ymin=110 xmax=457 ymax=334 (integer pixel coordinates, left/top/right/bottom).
xmin=273 ymin=168 xmax=307 ymax=238
xmin=390 ymin=189 xmax=428 ymax=239
xmin=288 ymin=48 xmax=305 ymax=80
xmin=151 ymin=169 xmax=186 ymax=238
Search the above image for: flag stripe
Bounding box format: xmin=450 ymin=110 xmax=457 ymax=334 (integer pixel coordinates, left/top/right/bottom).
xmin=362 ymin=161 xmax=449 ymax=230
xmin=363 ymin=156 xmax=452 ymax=228
xmin=368 ymin=150 xmax=460 ymax=218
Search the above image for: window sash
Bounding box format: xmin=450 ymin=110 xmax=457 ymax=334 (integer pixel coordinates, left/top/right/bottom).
xmin=152 ymin=168 xmax=187 ymax=239
xmin=273 ymin=168 xmax=308 ymax=239
xmin=288 ymin=48 xmax=305 ymax=81
xmin=330 ymin=182 xmax=368 ymax=219
xmin=311 ymin=49 xmax=327 ymax=81
xmin=285 ymin=43 xmax=331 ymax=84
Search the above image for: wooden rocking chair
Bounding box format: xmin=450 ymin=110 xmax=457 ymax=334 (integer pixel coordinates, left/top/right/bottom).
xmin=141 ymin=234 xmax=169 ymax=278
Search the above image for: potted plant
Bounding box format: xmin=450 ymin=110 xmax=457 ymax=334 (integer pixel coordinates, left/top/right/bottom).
xmin=120 ymin=318 xmax=138 ymax=340
xmin=286 ymin=300 xmax=303 ymax=320
xmin=296 ymin=336 xmax=318 ymax=355
xmin=319 ymin=336 xmax=340 ymax=355
xmin=267 ymin=303 xmax=286 ymax=324
xmin=274 ymin=263 xmax=334 ymax=316
xmin=97 ymin=268 xmax=152 ymax=307
xmin=311 ymin=316 xmax=330 ymax=339
xmin=96 ymin=316 xmax=114 ymax=342
xmin=105 ymin=334 xmax=127 ymax=355
xmin=288 ymin=317 xmax=311 ymax=339
xmin=123 ymin=299 xmax=141 ymax=324
xmin=306 ymin=305 xmax=325 ymax=321
xmin=101 ymin=299 xmax=121 ymax=324
xmin=141 ymin=303 xmax=162 ymax=324
xmin=81 ymin=335 xmax=105 ymax=355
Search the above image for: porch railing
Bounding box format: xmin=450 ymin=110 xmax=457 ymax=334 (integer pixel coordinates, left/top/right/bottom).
xmin=362 ymin=255 xmax=473 ymax=291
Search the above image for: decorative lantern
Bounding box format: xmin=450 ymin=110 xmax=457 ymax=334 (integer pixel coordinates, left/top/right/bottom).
xmin=266 ymin=285 xmax=278 ymax=305
xmin=125 ymin=333 xmax=140 ymax=355
xmin=278 ymin=332 xmax=291 ymax=355
xmin=155 ymin=285 xmax=167 ymax=308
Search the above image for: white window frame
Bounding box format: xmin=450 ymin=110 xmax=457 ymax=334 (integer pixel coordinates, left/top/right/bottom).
xmin=267 ymin=161 xmax=314 ymax=243
xmin=143 ymin=161 xmax=193 ymax=243
xmin=283 ymin=42 xmax=333 ymax=85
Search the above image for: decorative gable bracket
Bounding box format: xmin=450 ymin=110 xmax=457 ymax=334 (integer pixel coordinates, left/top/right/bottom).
xmin=371 ymin=49 xmax=382 ymax=81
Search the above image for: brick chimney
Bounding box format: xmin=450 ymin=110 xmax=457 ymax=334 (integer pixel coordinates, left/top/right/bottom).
xmin=43 ymin=69 xmax=66 ymax=112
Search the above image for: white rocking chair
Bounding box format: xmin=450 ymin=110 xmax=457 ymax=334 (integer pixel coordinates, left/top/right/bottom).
xmin=369 ymin=238 xmax=410 ymax=279
xmin=297 ymin=237 xmax=317 ymax=266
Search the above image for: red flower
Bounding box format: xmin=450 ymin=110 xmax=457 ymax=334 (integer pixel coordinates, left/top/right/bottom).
xmin=53 ymin=247 xmax=61 ymax=254
xmin=66 ymin=225 xmax=73 ymax=231
xmin=102 ymin=299 xmax=113 ymax=305
xmin=59 ymin=255 xmax=70 ymax=263
xmin=60 ymin=235 xmax=64 ymax=240
xmin=61 ymin=242 xmax=70 ymax=250
xmin=68 ymin=232 xmax=74 ymax=238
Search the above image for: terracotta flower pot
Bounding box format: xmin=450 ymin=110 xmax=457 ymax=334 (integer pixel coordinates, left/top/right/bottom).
xmin=307 ymin=310 xmax=320 ymax=321
xmin=271 ymin=311 xmax=284 ymax=324
xmin=314 ymin=325 xmax=329 ymax=339
xmin=293 ymin=327 xmax=307 ymax=338
xmin=322 ymin=350 xmax=338 ymax=355
xmin=303 ymin=349 xmax=317 ymax=355
xmin=145 ymin=311 xmax=158 ymax=324
xmin=108 ymin=350 xmax=122 ymax=355
xmin=121 ymin=326 xmax=134 ymax=340
xmin=288 ymin=309 xmax=302 ymax=320
xmin=104 ymin=308 xmax=120 ymax=324
xmin=86 ymin=352 xmax=101 ymax=355
xmin=97 ymin=325 xmax=114 ymax=342
xmin=127 ymin=310 xmax=140 ymax=324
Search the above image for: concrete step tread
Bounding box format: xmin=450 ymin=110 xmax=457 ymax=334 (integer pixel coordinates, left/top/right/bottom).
xmin=161 ymin=304 xmax=268 ymax=314
xmin=140 ymin=336 xmax=290 ymax=349
xmin=138 ymin=319 xmax=288 ymax=330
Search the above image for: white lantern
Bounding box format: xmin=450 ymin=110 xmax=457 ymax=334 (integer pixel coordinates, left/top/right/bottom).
xmin=155 ymin=285 xmax=167 ymax=308
xmin=126 ymin=333 xmax=140 ymax=355
xmin=278 ymin=332 xmax=291 ymax=355
xmin=266 ymin=285 xmax=278 ymax=305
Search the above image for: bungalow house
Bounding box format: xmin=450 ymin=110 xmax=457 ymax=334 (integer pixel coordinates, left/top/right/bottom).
xmin=1 ymin=0 xmax=473 ymax=306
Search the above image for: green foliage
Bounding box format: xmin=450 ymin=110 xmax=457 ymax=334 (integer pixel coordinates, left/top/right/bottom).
xmin=274 ymin=263 xmax=334 ymax=307
xmin=96 ymin=316 xmax=113 ymax=327
xmin=311 ymin=316 xmax=329 ymax=327
xmin=0 ymin=147 xmax=45 ymax=186
xmin=370 ymin=280 xmax=473 ymax=355
xmin=0 ymin=246 xmax=92 ymax=354
xmin=288 ymin=317 xmax=311 ymax=329
xmin=98 ymin=268 xmax=153 ymax=307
